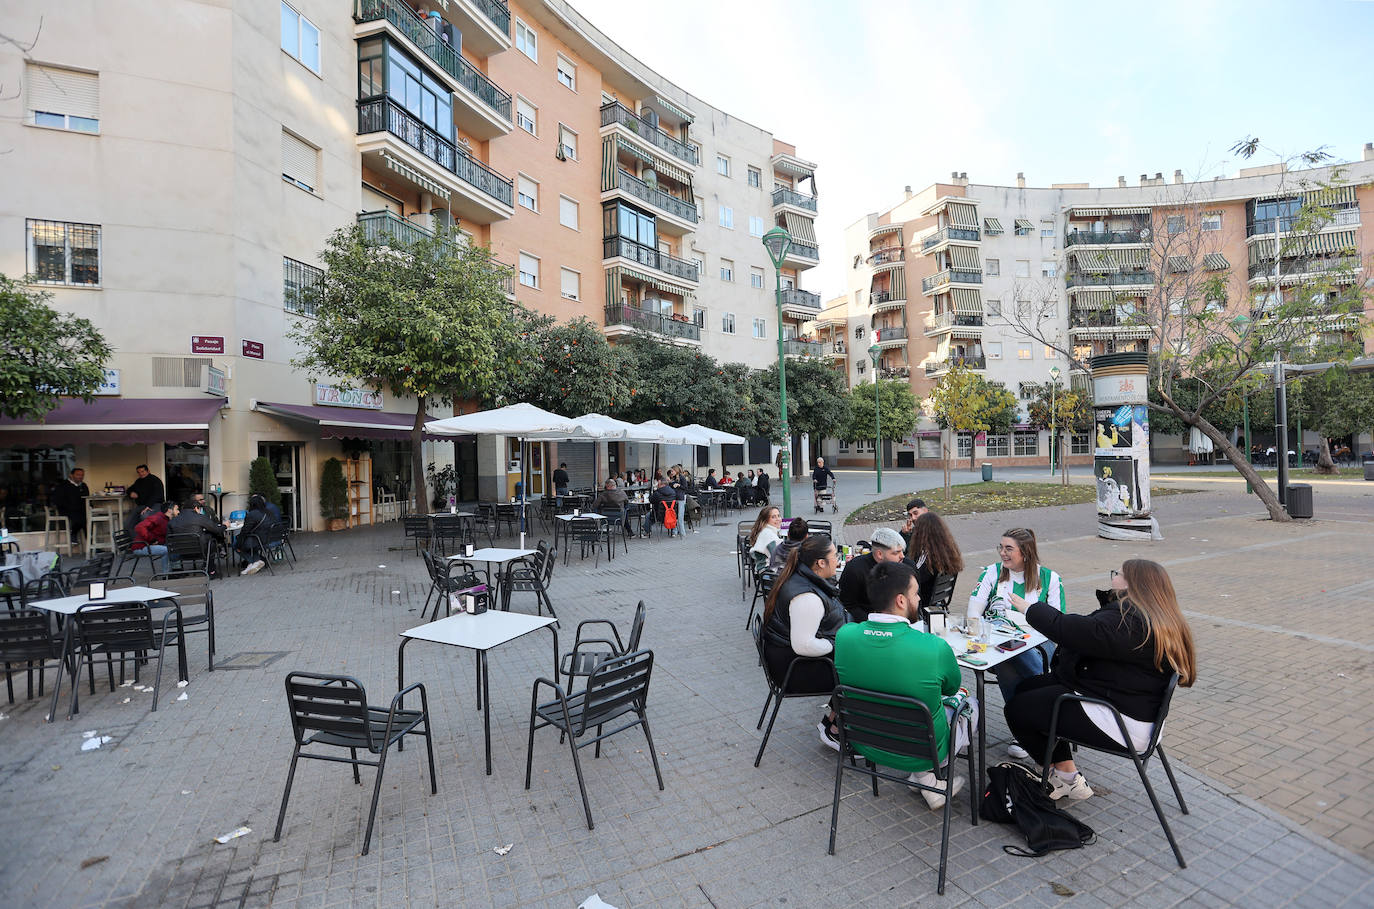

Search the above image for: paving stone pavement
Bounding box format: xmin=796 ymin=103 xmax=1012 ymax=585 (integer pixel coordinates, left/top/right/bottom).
xmin=0 ymin=475 xmax=1371 ymax=908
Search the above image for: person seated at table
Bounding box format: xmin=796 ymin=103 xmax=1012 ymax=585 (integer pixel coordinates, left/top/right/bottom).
xmin=747 ymin=505 xmax=783 ymax=570
xmin=612 ymin=472 xmax=626 ymax=489
xmin=1003 ymin=559 xmax=1196 ymax=801
xmin=735 ymin=471 xmax=752 ymax=506
xmin=759 ymin=533 xmax=846 ymax=747
xmin=719 ymin=470 xmax=733 ymax=486
xmin=833 ymin=560 xmax=967 ymax=807
xmin=767 ymin=516 xmax=809 ymax=570
xmin=898 ymin=498 xmax=930 ymax=550
xmin=906 ymin=512 xmax=963 ymax=615
xmin=594 ymin=479 xmax=629 ymax=532
xmin=704 ymin=468 xmax=719 ymax=489
xmin=190 ymin=491 xmax=226 ymax=527
xmin=133 ymin=500 xmax=177 ymax=575
xmin=52 ymin=467 xmax=90 ymax=548
xmin=235 ymin=495 xmax=273 ymax=575
xmin=754 ymin=469 xmax=770 ymax=504
xmin=835 ymin=527 xmax=911 ymax=622
xmin=127 ymin=464 xmax=165 ymax=513
xmin=967 ymin=527 xmax=1065 ymax=760
xmin=641 ymin=478 xmax=675 ymax=538
xmin=171 ymin=496 xmax=227 ymax=577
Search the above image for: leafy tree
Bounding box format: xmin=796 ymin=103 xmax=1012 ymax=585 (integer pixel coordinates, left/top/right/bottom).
xmin=1025 ymin=382 xmax=1090 ymax=485
xmin=927 ymin=363 xmax=1018 ymax=498
xmin=290 ymin=223 xmax=514 ymax=507
xmin=615 ymin=335 xmax=757 ymax=435
xmin=753 ymin=357 xmax=852 ymax=448
xmin=1294 ymin=366 xmax=1374 ymax=472
xmin=248 ymin=457 xmax=282 ymax=509
xmin=0 ymin=274 xmax=112 ymax=420
xmin=503 ymin=316 xmax=632 ymax=417
xmin=844 ymin=379 xmax=919 ymax=450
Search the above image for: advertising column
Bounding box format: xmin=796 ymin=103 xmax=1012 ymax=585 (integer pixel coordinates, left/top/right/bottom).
xmin=1089 ymin=352 xmax=1160 ymax=541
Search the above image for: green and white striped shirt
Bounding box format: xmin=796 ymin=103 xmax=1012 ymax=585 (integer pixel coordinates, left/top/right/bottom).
xmin=966 ymin=563 xmax=1065 ymax=620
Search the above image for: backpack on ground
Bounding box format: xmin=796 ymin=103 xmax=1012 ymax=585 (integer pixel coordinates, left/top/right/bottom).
xmin=980 ymin=762 xmax=1096 ymax=857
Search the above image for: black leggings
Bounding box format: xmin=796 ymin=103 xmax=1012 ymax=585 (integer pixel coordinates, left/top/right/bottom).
xmin=1004 ymin=674 xmax=1121 ymax=766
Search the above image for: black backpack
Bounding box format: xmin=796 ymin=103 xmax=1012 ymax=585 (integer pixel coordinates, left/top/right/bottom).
xmin=980 ymin=762 xmax=1096 ymax=857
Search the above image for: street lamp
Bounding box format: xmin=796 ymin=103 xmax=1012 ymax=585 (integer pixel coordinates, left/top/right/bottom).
xmin=869 ymin=342 xmax=883 ymax=494
xmin=762 ymin=226 xmax=794 ymax=518
xmin=1048 ymin=365 xmax=1061 ymax=477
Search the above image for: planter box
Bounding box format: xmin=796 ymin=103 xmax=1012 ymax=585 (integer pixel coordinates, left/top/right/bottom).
xmin=326 ymin=517 xmax=348 ymax=532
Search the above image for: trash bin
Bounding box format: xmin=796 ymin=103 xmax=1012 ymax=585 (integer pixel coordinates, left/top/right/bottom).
xmin=981 ymin=463 xmax=993 ymax=482
xmin=1286 ymin=483 xmax=1313 ymax=519
xmin=1365 ymin=461 xmax=1374 ymax=481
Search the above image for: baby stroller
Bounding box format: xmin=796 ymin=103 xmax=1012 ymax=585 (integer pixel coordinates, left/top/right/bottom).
xmin=814 ymin=478 xmax=838 ymax=514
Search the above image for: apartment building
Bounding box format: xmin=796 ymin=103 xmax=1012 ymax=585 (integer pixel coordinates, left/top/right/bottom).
xmin=833 ymin=148 xmax=1374 ymax=469
xmin=0 ymin=0 xmax=818 ymax=530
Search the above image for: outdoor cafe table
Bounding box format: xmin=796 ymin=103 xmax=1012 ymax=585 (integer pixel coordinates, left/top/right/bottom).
xmin=449 ymin=547 xmax=536 ymax=611
xmin=29 ymin=585 xmax=185 ymax=722
xmin=553 ymin=512 xmax=613 ymax=561
xmin=397 ymin=611 xmax=558 ymax=775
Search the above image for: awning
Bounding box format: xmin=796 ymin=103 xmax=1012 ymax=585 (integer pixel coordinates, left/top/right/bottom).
xmin=1070 ymin=207 xmax=1108 ymax=217
xmin=1071 ymin=291 xmax=1119 ymax=309
xmin=948 ymin=245 xmax=982 ymax=270
xmin=1109 ymin=206 xmax=1150 ymax=215
xmin=1167 ymin=256 xmax=1192 ymax=273
xmin=1305 ymin=185 xmax=1355 ymax=207
xmin=1203 ymin=252 xmax=1230 ymax=271
xmin=889 ymin=268 xmax=906 ymax=300
xmin=982 ymin=217 xmax=1004 ymax=234
xmin=1307 ymin=229 xmax=1357 ymax=254
xmin=869 ymin=222 xmax=902 ymax=240
xmin=950 ymin=287 xmax=982 ymax=314
xmin=948 ymin=203 xmax=979 ymax=229
xmin=380 ymin=151 xmax=451 ymax=201
xmin=613 ymin=137 xmax=692 ymax=186
xmin=607 ymin=265 xmax=695 ymax=299
xmin=256 ymin=402 xmax=447 ymax=441
xmin=1073 ymin=249 xmax=1116 ymax=272
xmin=1251 ymin=229 xmax=1356 ymax=261
xmin=1013 ymin=218 xmax=1034 ymax=232
xmin=652 ymin=94 xmax=694 ymax=125
xmin=782 ymin=211 xmax=818 ymax=245
xmin=1109 ymin=248 xmax=1149 ymax=269
xmin=0 ymin=397 xmax=226 ymax=446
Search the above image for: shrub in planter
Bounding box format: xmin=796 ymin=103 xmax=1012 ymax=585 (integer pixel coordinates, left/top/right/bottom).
xmin=319 ymin=458 xmax=349 ymax=530
xmin=249 ymin=456 xmax=282 ymax=509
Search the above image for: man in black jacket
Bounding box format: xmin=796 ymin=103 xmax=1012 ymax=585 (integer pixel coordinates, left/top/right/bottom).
xmin=171 ymin=497 xmax=227 ymax=577
xmin=835 ymin=528 xmax=914 ymax=622
xmin=127 ymin=464 xmax=165 ymax=510
xmin=52 ymin=467 xmax=90 ymax=547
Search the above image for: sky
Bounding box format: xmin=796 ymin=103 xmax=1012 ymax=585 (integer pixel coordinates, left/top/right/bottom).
xmin=571 ymin=0 xmax=1374 ymax=299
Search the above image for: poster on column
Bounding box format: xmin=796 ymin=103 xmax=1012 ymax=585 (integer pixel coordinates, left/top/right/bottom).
xmin=1093 ymin=405 xmax=1151 ymax=514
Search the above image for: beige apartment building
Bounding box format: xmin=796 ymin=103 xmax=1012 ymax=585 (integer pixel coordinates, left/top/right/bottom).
xmin=0 ymin=0 xmax=818 ymax=532
xmin=831 ymin=149 xmax=1374 ymax=469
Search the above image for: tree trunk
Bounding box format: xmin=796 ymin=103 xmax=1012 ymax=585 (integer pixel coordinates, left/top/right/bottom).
xmin=1185 ymin=412 xmax=1291 ymax=522
xmin=942 ymin=437 xmax=952 ymax=501
xmin=411 ymin=396 xmax=428 ymax=514
xmin=1059 ymin=428 xmax=1070 ymax=487
xmin=1316 ymin=437 xmax=1336 ymax=475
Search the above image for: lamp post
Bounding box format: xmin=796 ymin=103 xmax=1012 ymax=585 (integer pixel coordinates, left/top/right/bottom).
xmin=762 ymin=226 xmax=794 ymax=518
xmin=1048 ymin=365 xmax=1061 ymax=478
xmin=869 ymin=342 xmax=883 ymax=494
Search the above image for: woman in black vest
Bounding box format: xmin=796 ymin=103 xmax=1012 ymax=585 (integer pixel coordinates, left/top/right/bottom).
xmin=761 ymin=533 xmax=847 ymax=698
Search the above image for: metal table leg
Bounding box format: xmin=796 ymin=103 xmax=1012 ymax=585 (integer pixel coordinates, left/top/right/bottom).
xmin=46 ymin=621 xmax=76 ymax=723
xmin=974 ymin=669 xmax=986 ymax=818
xmin=396 ymin=637 xmax=411 ymax=751
xmin=481 ymin=651 xmax=492 ymax=776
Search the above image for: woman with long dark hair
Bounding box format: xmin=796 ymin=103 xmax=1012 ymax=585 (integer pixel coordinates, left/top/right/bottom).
xmin=906 ymin=511 xmax=964 ymax=610
xmin=747 ymin=505 xmax=783 ymax=569
xmin=1004 ymin=559 xmax=1196 ymax=800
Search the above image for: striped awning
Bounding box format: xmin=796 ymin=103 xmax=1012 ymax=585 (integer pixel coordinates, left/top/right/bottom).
xmin=869 ymin=222 xmax=902 ymax=240
xmin=1109 ymin=248 xmax=1149 ymax=269
xmin=613 ymin=137 xmax=693 ymax=186
xmin=948 ymin=203 xmax=979 ymax=229
xmin=1305 ymin=185 xmax=1355 ymax=207
xmin=1110 ymin=206 xmax=1150 ymax=215
xmin=1070 ymin=207 xmax=1108 ymax=217
xmin=1252 ymin=229 xmax=1356 ymax=261
xmin=948 ymin=245 xmax=981 ymax=270
xmin=653 ymin=94 xmax=694 ymax=124
xmin=1249 ymin=240 xmax=1274 ymax=264
xmin=983 ymin=217 xmax=1004 ymax=234
xmin=950 ymin=287 xmax=982 ymax=314
xmin=1074 ymin=249 xmax=1116 ymax=272
xmin=607 ymin=265 xmax=695 ymax=299
xmin=1167 ymin=256 xmax=1192 ymax=273
xmin=889 ymin=269 xmax=906 ymax=300
xmin=380 ymin=151 xmax=451 ymax=201
xmin=783 ymin=211 xmax=818 ymax=245
xmin=1071 ymin=291 xmax=1119 ymax=310
xmin=1308 ymin=229 xmax=1357 ymax=254
xmin=1014 ymin=218 xmax=1034 ymax=231
xmin=1203 ymin=253 xmax=1230 ymax=271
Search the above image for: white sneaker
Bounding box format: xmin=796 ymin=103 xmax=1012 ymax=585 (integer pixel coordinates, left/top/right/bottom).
xmin=242 ymin=560 xmax=266 ymax=576
xmin=1046 ymin=772 xmax=1094 ymax=801
xmin=817 ymin=720 xmax=840 ymax=752
xmin=1007 ymin=741 xmax=1030 ymax=760
xmin=909 ymin=771 xmax=965 ymax=810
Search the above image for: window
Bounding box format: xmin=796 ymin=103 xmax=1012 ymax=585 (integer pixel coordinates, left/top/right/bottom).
xmin=748 ymin=216 xmax=765 ymax=237
xmin=719 ymin=258 xmax=734 ymax=282
xmin=986 ymin=434 xmax=1010 ymax=457
xmin=518 ymin=252 xmax=539 ymax=288
xmin=556 ymin=55 xmax=576 ymax=91
xmin=1044 ymin=346 xmax=1058 ymax=360
xmin=716 ymin=154 xmax=731 ymax=177
xmin=718 ymin=206 xmax=734 ymax=229
xmin=28 ymin=219 xmax=100 ymax=286
xmin=1017 ymin=345 xmax=1032 ymax=360
xmin=1014 ymin=431 xmax=1039 ymax=456
xmin=515 ymin=19 xmax=537 ymax=61
xmin=985 ymin=258 xmax=1000 ymax=276
xmin=1015 ymin=221 xmax=1032 ymax=236
xmin=1201 ymin=212 xmax=1222 ymax=231
xmin=750 ymin=267 xmax=765 ymax=289
xmin=689 ymin=141 xmax=702 ymax=163
xmin=25 ymin=63 xmax=99 ymax=133
xmin=282 ymin=256 xmax=322 ymax=316
xmin=361 ymin=39 xmax=453 ymax=140
xmin=1015 ymin=259 xmax=1030 ymax=277
xmin=517 ymin=174 xmax=538 ymax=211
xmin=753 ymin=318 xmax=767 ymax=338
xmin=690 ymin=255 xmax=704 ymax=276
xmin=1070 ymin=433 xmax=1091 ymax=455
xmin=1040 ymin=220 xmax=1055 ymax=238
xmin=1041 ymin=260 xmax=1057 ymax=278
xmin=280 ymin=2 xmax=320 ymax=74
xmin=957 ymin=433 xmax=973 ymax=459
xmin=985 ymin=298 xmax=1002 ymax=317
xmin=692 ymin=307 xmax=706 ymax=328
xmin=1018 ymin=382 xmax=1037 ymax=401
xmin=557 ymin=124 xmax=577 ymax=160
xmin=516 ymin=96 xmax=536 ymax=135
xmin=747 ymin=166 xmax=761 ymax=188
xmin=1167 ymin=215 xmax=1185 ymax=235
xmin=281 ymin=129 xmax=319 ymax=193
xmin=986 ymin=341 xmax=1003 ymax=359
xmin=721 ymin=312 xmax=736 ymax=333
xmin=855 ymin=326 xmax=865 ymax=339
xmin=560 ymin=268 xmax=579 ymax=300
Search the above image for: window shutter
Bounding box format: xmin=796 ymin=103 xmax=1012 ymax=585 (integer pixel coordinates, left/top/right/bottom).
xmin=281 ymin=130 xmax=318 ymax=190
xmin=26 ymin=63 xmax=99 ymax=121
xmin=560 ymin=268 xmax=579 ymax=299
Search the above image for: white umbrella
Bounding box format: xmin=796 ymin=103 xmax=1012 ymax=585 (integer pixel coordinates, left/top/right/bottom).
xmin=680 ymin=423 xmax=746 ymax=445
xmin=632 ymin=420 xmax=697 ymax=445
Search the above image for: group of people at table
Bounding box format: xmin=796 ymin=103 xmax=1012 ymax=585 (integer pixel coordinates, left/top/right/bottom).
xmin=745 ymin=498 xmax=1197 ymax=808
xmin=575 ymin=463 xmax=772 ymax=539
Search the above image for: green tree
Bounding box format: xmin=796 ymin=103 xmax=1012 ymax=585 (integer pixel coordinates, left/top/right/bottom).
xmin=927 ymin=363 xmax=1018 ymax=498
xmin=753 ymin=357 xmax=852 ymax=447
xmin=318 ymin=457 xmax=348 ymax=522
xmin=1025 ymin=382 xmax=1090 ymax=485
xmin=615 ymin=336 xmax=756 ymax=434
xmin=1294 ymin=366 xmax=1374 ymax=473
xmin=289 ymin=223 xmax=515 ymax=507
xmin=0 ymin=275 xmax=112 ymax=420
xmin=248 ymin=457 xmax=282 ymax=509
xmin=504 ymin=316 xmax=633 ymax=417
xmin=844 ymin=379 xmax=919 ymax=450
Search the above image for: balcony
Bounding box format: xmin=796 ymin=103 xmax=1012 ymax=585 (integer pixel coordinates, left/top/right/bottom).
xmin=925 ymin=354 xmax=986 ymax=376
xmin=878 ymin=366 xmax=911 ymax=381
xmin=1063 ymin=229 xmax=1151 ymax=248
xmin=783 ymin=339 xmax=825 ymax=357
xmin=1246 ymin=257 xmax=1360 ymax=284
xmin=782 ymin=240 xmax=820 ymax=269
xmin=356 ymin=97 xmax=514 ymax=222
xmin=1064 ymin=270 xmax=1152 ymax=289
xmin=924 ymin=312 xmax=984 ymax=336
xmin=771 ymin=186 xmax=817 ymax=213
xmin=873 ymin=325 xmax=907 ymax=348
xmin=356 ymin=210 xmax=514 ymax=296
xmin=829 ymin=341 xmax=847 ymax=357
xmin=1068 ymin=310 xmax=1151 ymax=339
xmin=921 ymin=269 xmax=982 ymax=295
xmin=354 ymin=0 xmax=512 ymax=139
xmin=779 ymin=288 xmax=822 ymax=315
xmin=870 ymin=291 xmax=906 ymax=313
xmin=600 ymin=101 xmax=697 ymax=167
xmin=606 ymin=169 xmax=698 ymax=233
xmin=868 ymin=247 xmax=905 ymax=268
xmin=602 ymin=237 xmax=700 ymax=284
xmin=921 ymin=226 xmax=981 ymax=252
xmin=603 ymin=304 xmax=701 ymax=343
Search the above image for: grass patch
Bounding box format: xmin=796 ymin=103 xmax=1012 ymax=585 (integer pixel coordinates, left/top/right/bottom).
xmin=1155 ymin=466 xmax=1366 ymax=479
xmin=845 ymin=482 xmax=1197 ymax=524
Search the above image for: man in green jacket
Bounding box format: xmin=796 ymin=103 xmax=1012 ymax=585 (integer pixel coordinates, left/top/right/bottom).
xmin=834 ymin=560 xmax=966 ymax=809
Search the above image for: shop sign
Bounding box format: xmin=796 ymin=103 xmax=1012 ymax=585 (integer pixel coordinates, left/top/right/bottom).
xmin=94 ymin=368 xmax=121 ymax=396
xmin=315 ymin=384 xmax=383 ymax=409
xmin=242 ymin=339 xmax=264 ymax=359
xmin=204 ymin=365 xmax=228 ymax=397
xmin=192 ymin=335 xmax=224 ymax=354
xmin=1092 ymin=373 xmax=1146 ymax=407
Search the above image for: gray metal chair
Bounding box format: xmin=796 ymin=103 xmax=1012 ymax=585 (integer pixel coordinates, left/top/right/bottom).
xmin=560 ymin=601 xmax=646 ymax=692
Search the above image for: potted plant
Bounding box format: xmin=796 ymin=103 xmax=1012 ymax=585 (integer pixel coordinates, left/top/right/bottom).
xmin=319 ymin=458 xmax=349 ymax=531
xmin=248 ymin=456 xmax=282 ymax=509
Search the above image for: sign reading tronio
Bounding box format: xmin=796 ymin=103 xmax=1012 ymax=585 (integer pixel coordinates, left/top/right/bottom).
xmin=314 ymin=384 xmax=383 ymax=410
xmin=1090 ymin=353 xmax=1160 ymax=541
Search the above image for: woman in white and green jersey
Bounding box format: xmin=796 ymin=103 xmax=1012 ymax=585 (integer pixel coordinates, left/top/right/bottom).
xmin=967 ymin=528 xmax=1065 ymax=755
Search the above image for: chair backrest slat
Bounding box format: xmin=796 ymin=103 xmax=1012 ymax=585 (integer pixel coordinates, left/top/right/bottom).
xmin=926 ymin=573 xmax=958 ymax=613
xmin=0 ymin=609 xmax=56 ymax=655
xmin=284 ymin=672 xmax=374 ymax=748
xmin=579 ymin=650 xmax=653 ymax=731
xmin=74 ymin=604 xmax=156 ymax=650
xmin=626 ymin=601 xmax=647 ymax=652
xmin=834 ymin=686 xmax=944 ymax=770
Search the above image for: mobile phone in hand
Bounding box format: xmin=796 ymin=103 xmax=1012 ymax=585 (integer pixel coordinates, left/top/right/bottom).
xmin=996 ymin=639 xmax=1027 ymax=652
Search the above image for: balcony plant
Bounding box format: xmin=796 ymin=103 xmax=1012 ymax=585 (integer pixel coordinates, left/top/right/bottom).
xmin=319 ymin=458 xmax=349 ymax=531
